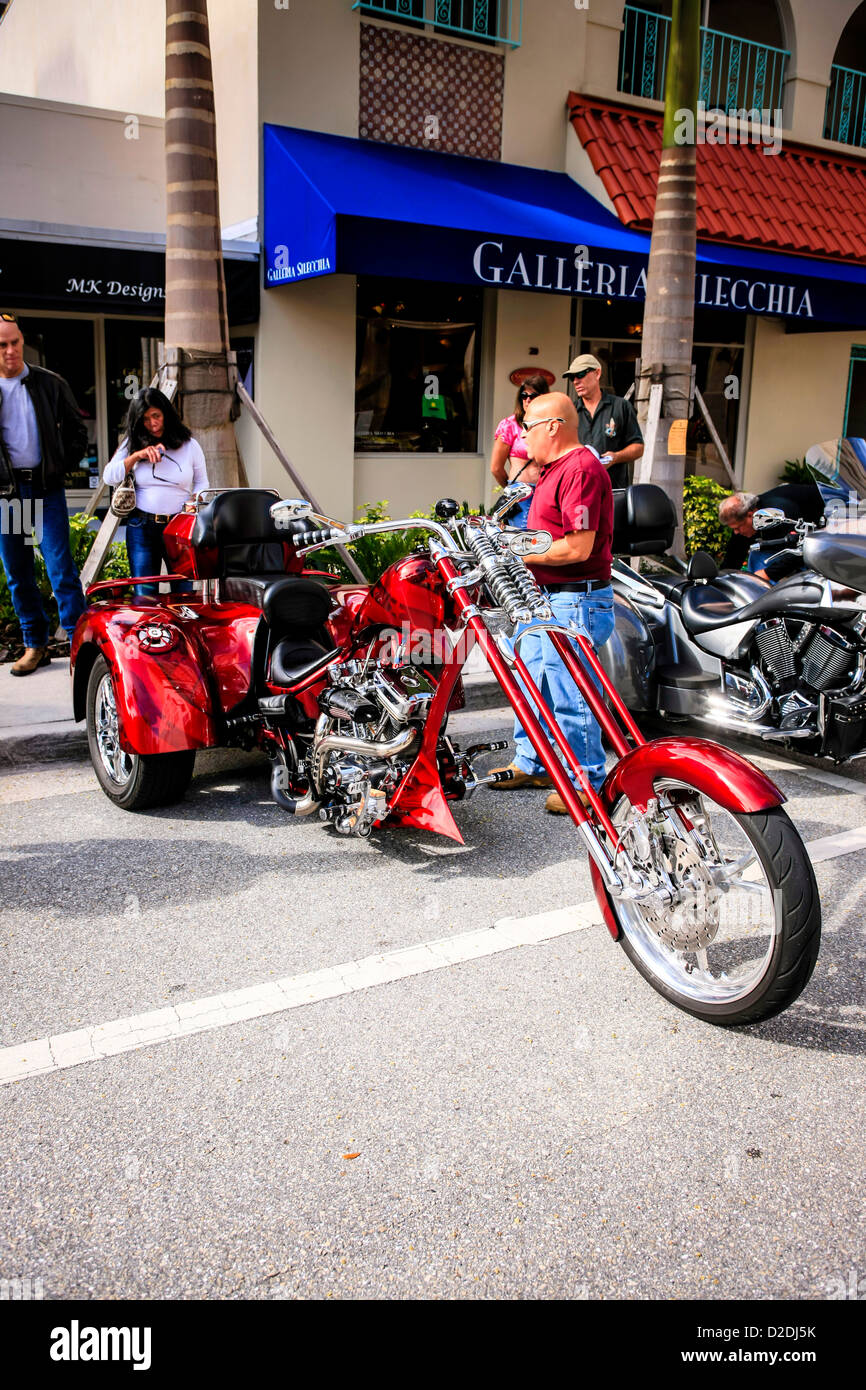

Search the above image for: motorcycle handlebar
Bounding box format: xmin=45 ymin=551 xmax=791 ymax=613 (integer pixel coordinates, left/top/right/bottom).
xmin=294 ymin=516 xmax=461 ymax=557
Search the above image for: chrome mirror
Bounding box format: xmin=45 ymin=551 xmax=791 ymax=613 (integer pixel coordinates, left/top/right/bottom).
xmin=751 ymin=507 xmax=786 ymax=532
xmin=491 ymin=483 xmax=533 ymax=525
xmin=504 ymin=528 xmax=552 ymax=555
xmin=270 ymin=498 xmax=313 ymax=526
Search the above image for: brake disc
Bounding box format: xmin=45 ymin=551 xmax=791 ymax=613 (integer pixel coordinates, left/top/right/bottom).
xmin=641 ymin=840 xmax=721 ymax=952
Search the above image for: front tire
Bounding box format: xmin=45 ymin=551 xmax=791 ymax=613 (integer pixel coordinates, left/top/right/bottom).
xmin=86 ymin=654 xmax=195 ymax=811
xmin=606 ymin=782 xmax=820 ymax=1026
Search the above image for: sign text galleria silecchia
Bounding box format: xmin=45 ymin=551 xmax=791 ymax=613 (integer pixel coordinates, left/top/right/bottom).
xmin=471 ymin=241 xmax=814 ymax=318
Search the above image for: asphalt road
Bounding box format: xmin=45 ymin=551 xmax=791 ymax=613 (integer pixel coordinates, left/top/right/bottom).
xmin=1 ymin=697 xmax=864 ymax=1304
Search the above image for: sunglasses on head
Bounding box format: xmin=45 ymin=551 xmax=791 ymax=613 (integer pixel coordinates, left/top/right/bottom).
xmin=1 ymin=313 xmax=19 ymax=324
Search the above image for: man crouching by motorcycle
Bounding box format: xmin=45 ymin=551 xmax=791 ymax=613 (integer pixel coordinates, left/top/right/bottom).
xmin=490 ymin=392 xmax=615 ymax=814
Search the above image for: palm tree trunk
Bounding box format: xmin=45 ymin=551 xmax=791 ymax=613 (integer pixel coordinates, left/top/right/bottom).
xmin=164 ymin=0 xmax=241 ymax=487
xmin=636 ymin=0 xmax=701 ymax=551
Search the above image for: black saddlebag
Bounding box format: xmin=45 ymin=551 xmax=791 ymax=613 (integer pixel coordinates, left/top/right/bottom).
xmin=822 ymin=689 xmax=866 ymax=762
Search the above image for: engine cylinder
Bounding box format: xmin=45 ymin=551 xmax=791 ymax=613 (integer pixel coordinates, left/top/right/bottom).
xmin=800 ymin=626 xmax=857 ymax=691
xmin=754 ymin=619 xmax=797 ymax=684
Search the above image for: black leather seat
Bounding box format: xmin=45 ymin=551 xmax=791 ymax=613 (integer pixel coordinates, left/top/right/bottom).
xmin=680 ymin=582 xmax=742 ymax=634
xmin=192 ymin=490 xmax=337 ymax=689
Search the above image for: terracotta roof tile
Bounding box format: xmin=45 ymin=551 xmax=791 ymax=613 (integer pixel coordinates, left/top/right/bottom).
xmin=567 ymin=94 xmax=866 ymax=263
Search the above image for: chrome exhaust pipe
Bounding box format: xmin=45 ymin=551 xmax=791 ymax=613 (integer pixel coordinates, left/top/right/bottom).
xmin=312 ymin=725 xmax=418 ymax=789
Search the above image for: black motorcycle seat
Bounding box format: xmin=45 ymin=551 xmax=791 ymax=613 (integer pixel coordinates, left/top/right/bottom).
xmin=270 ymin=637 xmax=336 ymax=686
xmin=223 ymin=574 xmax=289 ymax=607
xmin=223 ymin=574 xmax=333 ymax=632
xmin=681 ymin=580 xmax=863 ymax=635
xmin=680 ymin=583 xmax=745 ymax=634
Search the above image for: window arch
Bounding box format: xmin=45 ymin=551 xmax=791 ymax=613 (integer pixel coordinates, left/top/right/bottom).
xmin=824 ymin=3 xmax=866 ymax=145
xmin=619 ymin=1 xmax=790 ymax=111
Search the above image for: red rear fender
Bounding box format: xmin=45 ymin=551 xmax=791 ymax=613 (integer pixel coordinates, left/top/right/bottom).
xmin=602 ymin=737 xmax=784 ymax=814
xmin=72 ymin=608 xmax=217 ymax=755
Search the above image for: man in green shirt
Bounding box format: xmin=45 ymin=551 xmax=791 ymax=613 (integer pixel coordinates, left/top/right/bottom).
xmin=563 ymin=354 xmax=644 ymax=489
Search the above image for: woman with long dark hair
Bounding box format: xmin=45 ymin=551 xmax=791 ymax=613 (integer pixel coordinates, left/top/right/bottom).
xmin=104 ymin=388 xmax=209 ymax=594
xmin=489 ymin=373 xmax=550 ymax=527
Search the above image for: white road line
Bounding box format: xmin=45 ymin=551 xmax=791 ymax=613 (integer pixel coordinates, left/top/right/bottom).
xmin=2 ymin=822 xmax=866 ymax=1089
xmin=800 ymin=826 xmax=866 ymax=862
xmin=0 ymin=903 xmax=603 ymax=1086
xmin=748 ymin=752 xmax=866 ymax=799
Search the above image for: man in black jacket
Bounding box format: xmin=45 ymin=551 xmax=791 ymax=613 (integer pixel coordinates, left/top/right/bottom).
xmin=719 ymin=484 xmax=825 ymax=579
xmin=0 ymin=313 xmax=87 ymax=674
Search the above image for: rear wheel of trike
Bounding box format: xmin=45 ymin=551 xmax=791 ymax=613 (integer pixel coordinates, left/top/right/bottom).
xmin=85 ymin=654 xmax=195 ymax=811
xmin=606 ymin=780 xmax=821 ymax=1026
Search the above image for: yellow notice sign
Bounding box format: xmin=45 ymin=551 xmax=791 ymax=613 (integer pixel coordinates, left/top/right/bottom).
xmin=667 ymin=419 xmax=688 ymax=455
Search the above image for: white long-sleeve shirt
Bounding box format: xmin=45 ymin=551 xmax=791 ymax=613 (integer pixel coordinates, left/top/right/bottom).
xmin=104 ymin=437 xmax=209 ymax=515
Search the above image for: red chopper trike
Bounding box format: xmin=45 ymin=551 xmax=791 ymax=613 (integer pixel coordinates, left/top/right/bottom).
xmin=70 ymin=484 xmax=821 ymax=1026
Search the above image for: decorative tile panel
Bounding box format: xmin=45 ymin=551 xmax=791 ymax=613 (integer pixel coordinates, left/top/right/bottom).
xmin=359 ymin=22 xmax=504 ymax=160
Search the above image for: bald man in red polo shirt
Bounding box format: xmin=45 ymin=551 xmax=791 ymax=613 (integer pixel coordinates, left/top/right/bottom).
xmin=490 ymin=392 xmax=615 ymax=813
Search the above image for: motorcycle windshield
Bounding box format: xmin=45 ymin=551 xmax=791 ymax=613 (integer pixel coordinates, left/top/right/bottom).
xmin=804 ymin=438 xmax=866 ymax=525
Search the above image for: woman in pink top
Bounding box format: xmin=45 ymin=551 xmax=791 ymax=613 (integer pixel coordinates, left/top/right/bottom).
xmin=490 ymin=374 xmax=549 ymax=526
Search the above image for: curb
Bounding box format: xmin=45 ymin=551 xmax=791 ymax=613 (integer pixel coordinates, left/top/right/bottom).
xmin=0 ymin=673 xmax=504 ymax=767
xmin=0 ymin=721 xmax=88 ymax=767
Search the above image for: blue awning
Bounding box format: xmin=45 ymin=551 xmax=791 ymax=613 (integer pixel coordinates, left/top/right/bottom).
xmin=263 ymin=124 xmax=866 ymax=326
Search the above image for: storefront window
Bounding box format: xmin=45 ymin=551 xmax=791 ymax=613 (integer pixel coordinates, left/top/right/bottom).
xmin=578 ymin=301 xmax=746 ymax=481
xmin=355 ymin=278 xmax=482 ymax=453
xmin=845 ymin=346 xmax=866 ymax=437
xmin=18 ymin=315 xmax=97 ymax=488
xmin=104 ymin=320 xmax=163 ymax=454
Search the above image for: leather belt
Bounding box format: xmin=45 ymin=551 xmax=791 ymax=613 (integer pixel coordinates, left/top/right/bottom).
xmin=544 ymin=579 xmax=611 ymax=593
xmin=13 ymin=468 xmax=39 ymax=484
xmin=137 ymin=510 xmax=176 ymax=525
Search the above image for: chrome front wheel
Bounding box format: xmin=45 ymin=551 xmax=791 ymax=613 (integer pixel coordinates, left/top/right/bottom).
xmin=608 ymin=780 xmax=821 ymax=1025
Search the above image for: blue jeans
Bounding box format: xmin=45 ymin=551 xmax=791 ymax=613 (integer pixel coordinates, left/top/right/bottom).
xmin=0 ymin=483 xmax=86 ymax=646
xmin=512 ymin=586 xmax=616 ymax=792
xmin=509 ymin=487 xmax=535 ymax=529
xmin=126 ymin=511 xmax=191 ymax=596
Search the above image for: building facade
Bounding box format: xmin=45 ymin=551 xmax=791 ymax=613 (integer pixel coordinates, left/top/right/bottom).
xmin=0 ymin=0 xmax=864 ymax=521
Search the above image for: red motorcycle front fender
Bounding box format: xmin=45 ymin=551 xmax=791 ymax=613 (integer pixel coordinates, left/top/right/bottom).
xmin=601 ymin=736 xmax=784 ymax=814
xmin=590 ymin=737 xmax=785 ymax=942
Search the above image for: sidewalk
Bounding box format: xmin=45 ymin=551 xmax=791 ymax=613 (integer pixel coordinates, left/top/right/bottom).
xmin=0 ymin=656 xmax=84 ymax=765
xmin=0 ymin=641 xmax=501 ymax=767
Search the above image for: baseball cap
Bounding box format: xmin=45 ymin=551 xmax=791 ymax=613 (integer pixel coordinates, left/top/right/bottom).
xmin=563 ymin=353 xmax=601 ymax=378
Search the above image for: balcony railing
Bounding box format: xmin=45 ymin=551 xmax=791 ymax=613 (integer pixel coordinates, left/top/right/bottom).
xmin=824 ymin=64 xmax=866 ymax=148
xmin=619 ymin=6 xmax=789 ymax=113
xmin=353 ymin=0 xmax=523 ymax=47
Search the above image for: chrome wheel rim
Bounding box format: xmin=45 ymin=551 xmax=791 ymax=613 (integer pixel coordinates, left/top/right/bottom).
xmin=611 ymin=780 xmax=778 ymax=1006
xmin=94 ymin=672 xmax=134 ymax=788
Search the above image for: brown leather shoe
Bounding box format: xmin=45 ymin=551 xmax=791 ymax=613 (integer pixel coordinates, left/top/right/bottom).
xmin=9 ymin=646 xmax=51 ymax=677
xmin=488 ymin=763 xmax=552 ymax=790
xmin=545 ymin=788 xmax=592 ymax=815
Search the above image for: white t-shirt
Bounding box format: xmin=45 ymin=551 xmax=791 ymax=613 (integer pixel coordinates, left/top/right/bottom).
xmin=104 ymin=436 xmax=209 ymax=516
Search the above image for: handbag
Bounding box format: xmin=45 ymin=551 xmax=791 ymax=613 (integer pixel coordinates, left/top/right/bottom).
xmin=110 ymin=471 xmax=137 ymax=519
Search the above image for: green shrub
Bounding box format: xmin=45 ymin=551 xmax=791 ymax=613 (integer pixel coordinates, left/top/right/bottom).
xmin=315 ymin=500 xmax=486 ymax=582
xmin=779 ymin=457 xmax=814 ymax=484
xmin=682 ymin=476 xmax=732 ymax=562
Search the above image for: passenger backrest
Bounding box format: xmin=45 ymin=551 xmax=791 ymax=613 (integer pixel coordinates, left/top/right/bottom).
xmin=191 ymin=489 xmax=288 ymax=576
xmin=612 ymin=484 xmax=677 ymax=556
